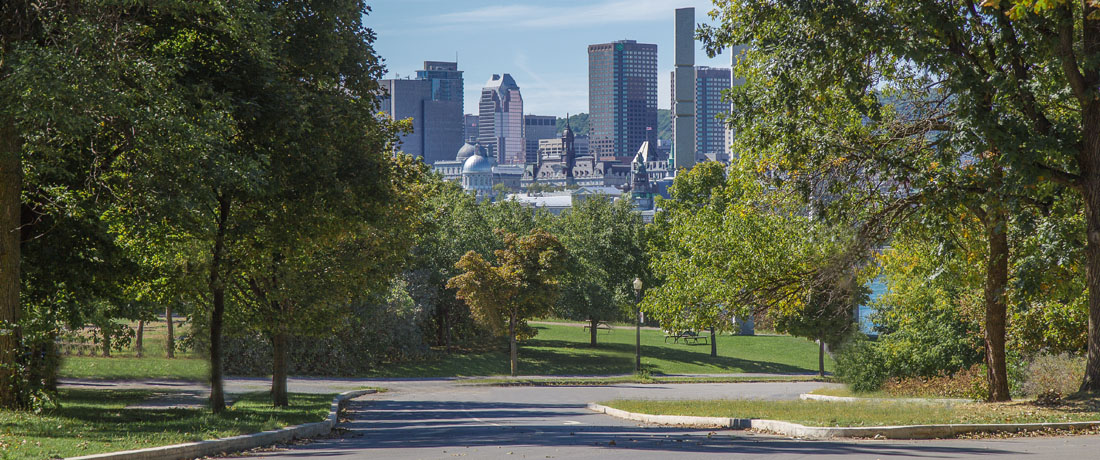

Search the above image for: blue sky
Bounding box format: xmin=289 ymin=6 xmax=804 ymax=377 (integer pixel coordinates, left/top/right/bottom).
xmin=367 ymin=0 xmax=731 ymax=117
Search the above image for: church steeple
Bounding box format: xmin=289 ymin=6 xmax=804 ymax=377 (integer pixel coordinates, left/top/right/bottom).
xmin=562 ymin=114 xmax=575 ymax=183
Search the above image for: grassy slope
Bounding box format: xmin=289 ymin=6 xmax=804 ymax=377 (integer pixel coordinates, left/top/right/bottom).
xmin=602 ymin=399 xmax=1100 ymax=427
xmin=0 ymin=390 xmax=332 ymax=460
xmin=367 ymin=323 xmax=830 ymax=378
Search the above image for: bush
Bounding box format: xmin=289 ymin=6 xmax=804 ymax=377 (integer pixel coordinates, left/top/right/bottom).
xmin=1021 ymin=353 xmax=1084 ymax=400
xmin=835 ymin=336 xmax=888 ymax=393
xmin=223 ymin=284 xmax=430 ymax=376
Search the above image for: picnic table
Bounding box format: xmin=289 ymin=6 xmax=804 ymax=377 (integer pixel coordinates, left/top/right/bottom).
xmin=664 ymin=330 xmax=709 ymax=345
xmin=583 ymin=321 xmax=613 ymax=334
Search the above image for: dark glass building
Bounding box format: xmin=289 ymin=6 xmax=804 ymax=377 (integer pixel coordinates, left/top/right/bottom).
xmin=524 ymin=115 xmax=558 ymax=164
xmin=588 ymin=40 xmax=658 ymax=163
xmin=378 ymin=61 xmax=464 ymax=164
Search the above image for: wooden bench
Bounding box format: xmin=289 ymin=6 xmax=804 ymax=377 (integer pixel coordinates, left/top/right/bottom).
xmin=664 ymin=331 xmax=708 ymax=345
xmin=583 ymin=321 xmax=613 ymax=334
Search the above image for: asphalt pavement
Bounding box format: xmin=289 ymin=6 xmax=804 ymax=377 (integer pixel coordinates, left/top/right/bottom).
xmin=224 ymin=379 xmax=1100 ymax=460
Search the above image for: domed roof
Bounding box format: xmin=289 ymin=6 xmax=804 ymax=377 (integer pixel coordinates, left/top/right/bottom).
xmin=456 ymin=142 xmax=478 ymax=162
xmin=462 ymin=151 xmax=493 ymax=174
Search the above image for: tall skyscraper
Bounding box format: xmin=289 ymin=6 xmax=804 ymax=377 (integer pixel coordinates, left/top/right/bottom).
xmin=671 ymin=7 xmax=696 ymax=172
xmin=524 ymin=115 xmax=558 ymax=164
xmin=478 ymin=74 xmax=525 ymax=165
xmin=416 ymin=61 xmax=463 ymax=107
xmin=588 ymin=40 xmax=658 ymax=163
xmin=671 ymin=66 xmax=731 ymax=158
xmin=378 ymin=61 xmax=464 ymax=164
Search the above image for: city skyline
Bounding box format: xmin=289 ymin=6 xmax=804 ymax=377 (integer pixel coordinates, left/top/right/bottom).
xmin=366 ymin=0 xmax=731 ymax=117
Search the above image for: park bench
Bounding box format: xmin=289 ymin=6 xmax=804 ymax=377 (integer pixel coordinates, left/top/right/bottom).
xmin=664 ymin=330 xmax=708 ymax=345
xmin=583 ymin=321 xmax=613 ymax=334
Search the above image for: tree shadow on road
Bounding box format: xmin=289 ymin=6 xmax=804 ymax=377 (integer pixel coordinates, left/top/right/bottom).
xmin=258 ymin=399 xmax=1019 ymax=458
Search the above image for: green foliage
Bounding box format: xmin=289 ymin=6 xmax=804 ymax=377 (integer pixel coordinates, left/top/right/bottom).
xmin=645 ymin=161 xmax=863 ymax=347
xmin=549 ymin=196 xmax=646 ymax=338
xmin=448 ymin=229 xmax=567 ymax=338
xmin=223 ymin=281 xmax=429 ymax=376
xmin=835 ymin=336 xmax=888 ymax=393
xmin=556 ymin=113 xmax=589 ymax=136
xmin=554 ymin=110 xmax=669 ymax=140
xmin=702 ymin=0 xmax=1100 ymax=393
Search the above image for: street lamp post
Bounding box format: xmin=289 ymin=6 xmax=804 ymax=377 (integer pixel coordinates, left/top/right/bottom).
xmin=633 ymin=277 xmax=643 ymax=374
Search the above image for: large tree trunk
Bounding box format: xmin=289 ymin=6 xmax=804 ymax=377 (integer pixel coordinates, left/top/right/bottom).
xmin=209 ymin=195 xmax=230 ymax=413
xmin=135 ymin=320 xmax=144 ymax=358
xmin=590 ymin=318 xmax=598 ymax=347
xmin=165 ymin=305 xmax=174 ymax=359
xmin=509 ymin=310 xmax=517 ymax=377
xmin=271 ymin=331 xmax=289 ymax=407
xmin=984 ymin=203 xmax=1011 ymax=402
xmin=1081 ymin=106 xmax=1100 ymax=392
xmin=102 ymin=327 xmax=111 ymax=357
xmin=0 ymin=115 xmax=21 ymax=409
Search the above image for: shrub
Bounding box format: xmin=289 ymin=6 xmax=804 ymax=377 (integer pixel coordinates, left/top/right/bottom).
xmin=1021 ymin=353 xmax=1084 ymax=400
xmin=223 ymin=285 xmax=430 ymax=376
xmin=835 ymin=336 xmax=888 ymax=393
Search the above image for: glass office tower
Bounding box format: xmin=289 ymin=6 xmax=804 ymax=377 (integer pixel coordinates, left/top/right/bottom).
xmin=588 ymin=40 xmax=658 ymax=163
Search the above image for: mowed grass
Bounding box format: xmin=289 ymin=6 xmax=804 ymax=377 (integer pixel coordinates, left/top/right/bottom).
xmin=601 ymin=399 xmax=1100 ymax=427
xmin=368 ymin=323 xmax=831 ymax=378
xmin=0 ymin=389 xmax=332 ymax=460
xmin=59 ymin=356 xmax=209 ymax=381
xmin=58 ymin=317 xmax=209 ymax=381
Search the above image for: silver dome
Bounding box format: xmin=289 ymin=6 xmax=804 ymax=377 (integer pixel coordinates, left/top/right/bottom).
xmin=456 ymin=142 xmax=478 ymax=162
xmin=462 ymin=152 xmax=493 ymax=174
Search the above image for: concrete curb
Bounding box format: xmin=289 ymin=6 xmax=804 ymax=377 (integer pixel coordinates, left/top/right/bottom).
xmin=799 ymin=393 xmax=973 ymax=404
xmin=67 ymin=389 xmax=376 ymax=460
xmin=587 ymin=403 xmax=1100 ymax=439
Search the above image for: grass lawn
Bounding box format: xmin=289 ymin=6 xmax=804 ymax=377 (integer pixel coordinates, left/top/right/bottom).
xmin=368 ymin=323 xmax=831 ymax=378
xmin=601 ymin=399 xmax=1100 ymax=427
xmin=0 ymin=389 xmax=333 ymax=460
xmin=59 ymin=356 xmax=209 ymax=381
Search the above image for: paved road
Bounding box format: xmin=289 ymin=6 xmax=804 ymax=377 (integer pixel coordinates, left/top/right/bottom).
xmin=229 ymin=379 xmax=1100 ymax=460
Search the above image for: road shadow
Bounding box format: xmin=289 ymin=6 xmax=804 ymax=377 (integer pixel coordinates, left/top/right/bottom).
xmin=252 ymin=398 xmax=1018 ymax=458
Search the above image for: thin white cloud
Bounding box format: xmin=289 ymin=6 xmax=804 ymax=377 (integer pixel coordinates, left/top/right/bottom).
xmin=430 ymin=0 xmax=715 ymax=29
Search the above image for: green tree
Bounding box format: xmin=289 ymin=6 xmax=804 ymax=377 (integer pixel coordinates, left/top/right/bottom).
xmin=105 ymin=0 xmax=401 ymax=411
xmin=698 ymin=0 xmax=1100 ymax=400
xmin=406 ymin=179 xmax=495 ymax=348
xmin=447 ymin=229 xmax=567 ymax=376
xmin=772 ymin=273 xmax=867 ymax=377
xmin=704 ymin=0 xmax=1100 ymax=396
xmin=644 ymin=162 xmax=859 ymax=356
xmin=551 ymin=195 xmax=646 ymax=347
xmin=1 ymin=0 xmax=197 ymax=408
xmin=232 ymin=152 xmax=427 ymax=406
